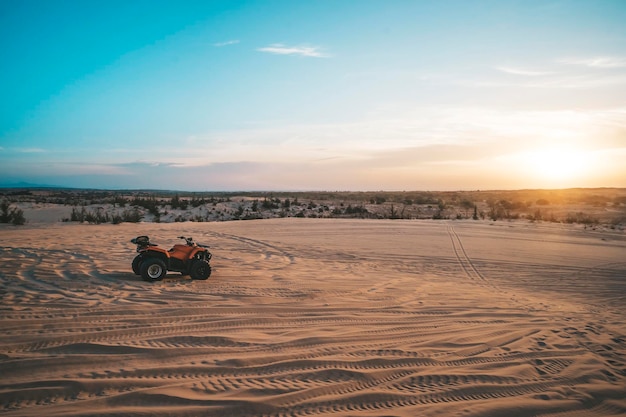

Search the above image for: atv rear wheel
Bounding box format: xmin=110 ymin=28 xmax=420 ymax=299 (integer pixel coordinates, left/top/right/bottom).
xmin=190 ymin=260 xmax=211 ymax=280
xmin=132 ymin=255 xmax=143 ymax=275
xmin=140 ymin=258 xmax=166 ymax=281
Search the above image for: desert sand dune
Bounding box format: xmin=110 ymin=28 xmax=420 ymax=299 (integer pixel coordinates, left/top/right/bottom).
xmin=1 ymin=219 xmax=625 ymax=416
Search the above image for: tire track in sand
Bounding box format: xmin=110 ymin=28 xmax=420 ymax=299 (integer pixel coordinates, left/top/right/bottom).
xmin=447 ymin=224 xmax=492 ymax=288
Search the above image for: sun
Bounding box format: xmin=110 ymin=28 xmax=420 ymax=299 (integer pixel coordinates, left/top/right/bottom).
xmin=520 ymin=147 xmax=593 ymax=187
xmin=531 ymin=149 xmax=586 ymax=180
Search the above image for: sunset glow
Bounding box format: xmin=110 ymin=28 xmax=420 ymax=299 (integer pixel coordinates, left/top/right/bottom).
xmin=1 ymin=0 xmax=625 ymax=190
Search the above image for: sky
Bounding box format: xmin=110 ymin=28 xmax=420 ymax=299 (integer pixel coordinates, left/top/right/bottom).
xmin=1 ymin=0 xmax=625 ymax=191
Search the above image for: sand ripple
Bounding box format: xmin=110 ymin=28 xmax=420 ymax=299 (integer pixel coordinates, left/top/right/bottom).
xmin=1 ymin=219 xmax=625 ymax=416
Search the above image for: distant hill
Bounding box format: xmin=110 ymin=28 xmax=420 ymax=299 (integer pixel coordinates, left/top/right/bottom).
xmin=0 ymin=181 xmax=63 ymax=189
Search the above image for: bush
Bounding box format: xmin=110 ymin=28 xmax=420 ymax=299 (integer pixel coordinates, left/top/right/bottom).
xmin=0 ymin=201 xmax=26 ymax=225
xmin=10 ymin=208 xmax=26 ymax=225
xmin=565 ymin=212 xmax=598 ymax=225
xmin=122 ymin=208 xmax=142 ymax=223
xmin=0 ymin=201 xmax=10 ymax=223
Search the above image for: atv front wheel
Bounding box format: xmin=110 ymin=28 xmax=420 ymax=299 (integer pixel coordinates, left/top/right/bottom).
xmin=190 ymin=260 xmax=211 ymax=280
xmin=140 ymin=258 xmax=166 ymax=281
xmin=132 ymin=255 xmax=143 ymax=275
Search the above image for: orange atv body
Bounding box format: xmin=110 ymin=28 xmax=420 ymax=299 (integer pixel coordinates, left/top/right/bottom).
xmin=131 ymin=236 xmax=212 ymax=282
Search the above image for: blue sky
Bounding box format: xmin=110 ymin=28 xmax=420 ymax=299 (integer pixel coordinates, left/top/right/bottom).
xmin=1 ymin=0 xmax=625 ymax=190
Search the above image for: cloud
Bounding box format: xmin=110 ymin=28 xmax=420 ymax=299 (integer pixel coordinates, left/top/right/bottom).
xmin=135 ymin=106 xmax=626 ymax=173
xmin=495 ymin=66 xmax=554 ymax=76
xmin=558 ymin=56 xmax=626 ymax=68
xmin=14 ymin=147 xmax=46 ymax=153
xmin=213 ymin=40 xmax=240 ymax=47
xmin=526 ymin=74 xmax=626 ymax=89
xmin=257 ymin=43 xmax=330 ymax=58
xmin=487 ymin=57 xmax=626 ymax=89
xmin=464 ymin=66 xmax=626 ymax=89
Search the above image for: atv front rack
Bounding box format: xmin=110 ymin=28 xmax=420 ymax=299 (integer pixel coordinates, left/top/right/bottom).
xmin=130 ymin=235 xmax=156 ymax=250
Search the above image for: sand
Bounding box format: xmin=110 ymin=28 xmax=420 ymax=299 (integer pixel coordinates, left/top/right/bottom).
xmin=1 ymin=219 xmax=625 ymax=416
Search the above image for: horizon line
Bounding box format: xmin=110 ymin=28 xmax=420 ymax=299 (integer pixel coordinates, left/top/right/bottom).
xmin=2 ymin=184 xmax=625 ymax=194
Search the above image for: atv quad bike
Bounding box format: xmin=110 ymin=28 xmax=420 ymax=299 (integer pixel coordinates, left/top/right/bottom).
xmin=131 ymin=236 xmax=212 ymax=282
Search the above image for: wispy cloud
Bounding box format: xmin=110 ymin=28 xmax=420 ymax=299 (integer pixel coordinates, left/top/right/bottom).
xmin=558 ymin=56 xmax=626 ymax=68
xmin=14 ymin=147 xmax=46 ymax=153
xmin=213 ymin=40 xmax=240 ymax=47
xmin=526 ymin=74 xmax=626 ymax=89
xmin=464 ymin=63 xmax=626 ymax=89
xmin=495 ymin=66 xmax=554 ymax=76
xmin=137 ymin=106 xmax=626 ymax=170
xmin=257 ymin=43 xmax=330 ymax=58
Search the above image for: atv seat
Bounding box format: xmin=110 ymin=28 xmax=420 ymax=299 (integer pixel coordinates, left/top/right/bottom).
xmin=169 ymin=244 xmax=197 ymax=261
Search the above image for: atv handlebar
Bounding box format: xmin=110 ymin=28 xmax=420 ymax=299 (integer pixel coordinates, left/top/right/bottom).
xmin=178 ymin=236 xmax=209 ymax=247
xmin=178 ymin=236 xmax=193 ymax=245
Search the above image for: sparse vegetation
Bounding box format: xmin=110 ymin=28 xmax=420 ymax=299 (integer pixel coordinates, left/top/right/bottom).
xmin=1 ymin=188 xmax=625 ymax=228
xmin=65 ymin=206 xmax=142 ymax=224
